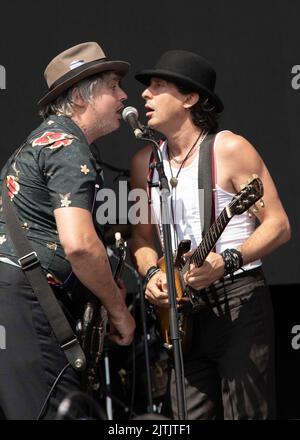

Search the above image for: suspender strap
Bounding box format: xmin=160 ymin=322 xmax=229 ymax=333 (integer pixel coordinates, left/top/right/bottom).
xmin=197 ymin=133 xmax=217 ymax=236
xmin=1 ymin=185 xmax=86 ymax=371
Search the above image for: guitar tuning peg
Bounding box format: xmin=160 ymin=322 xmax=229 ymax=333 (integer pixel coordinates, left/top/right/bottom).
xmin=259 ymin=199 xmax=265 ymax=208
xmin=252 ymin=206 xmax=259 ymax=213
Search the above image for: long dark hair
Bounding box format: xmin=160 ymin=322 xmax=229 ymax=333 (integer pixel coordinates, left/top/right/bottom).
xmin=177 ymin=85 xmax=221 ymax=133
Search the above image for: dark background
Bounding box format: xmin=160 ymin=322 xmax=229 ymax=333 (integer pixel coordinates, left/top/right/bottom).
xmin=0 ymin=0 xmax=299 ymax=419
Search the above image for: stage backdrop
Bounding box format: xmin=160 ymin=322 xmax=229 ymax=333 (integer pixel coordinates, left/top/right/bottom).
xmin=0 ymin=1 xmax=299 ymax=419
xmin=0 ymin=0 xmax=298 ymax=284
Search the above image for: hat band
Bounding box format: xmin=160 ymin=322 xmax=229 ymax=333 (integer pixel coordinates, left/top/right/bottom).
xmin=49 ymin=57 xmax=107 ymax=91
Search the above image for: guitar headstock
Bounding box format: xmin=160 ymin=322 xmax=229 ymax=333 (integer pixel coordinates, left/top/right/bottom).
xmin=115 ymin=232 xmax=126 ymax=255
xmin=227 ymin=175 xmax=264 ymax=217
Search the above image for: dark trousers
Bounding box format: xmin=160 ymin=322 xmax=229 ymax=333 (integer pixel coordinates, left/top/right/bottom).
xmin=0 ymin=262 xmax=82 ymax=420
xmin=169 ymin=268 xmax=276 ymax=420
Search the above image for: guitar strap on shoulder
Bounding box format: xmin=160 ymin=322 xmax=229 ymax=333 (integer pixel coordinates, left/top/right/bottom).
xmin=1 ymin=176 xmax=86 ymax=372
xmin=197 ymin=133 xmax=217 ymax=237
xmin=147 ymin=135 xmax=217 ymax=240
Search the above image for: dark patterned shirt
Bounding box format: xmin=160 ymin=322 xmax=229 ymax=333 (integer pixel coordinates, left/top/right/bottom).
xmin=0 ymin=115 xmax=103 ymax=283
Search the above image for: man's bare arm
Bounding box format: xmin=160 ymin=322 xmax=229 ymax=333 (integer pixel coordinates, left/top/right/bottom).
xmin=130 ymin=146 xmax=160 ymax=276
xmin=221 ymin=134 xmax=291 ymax=263
xmin=54 ymin=207 xmax=135 ymax=345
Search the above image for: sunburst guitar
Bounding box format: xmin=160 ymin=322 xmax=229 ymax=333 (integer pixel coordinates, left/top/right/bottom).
xmin=156 ymin=175 xmax=264 ymax=351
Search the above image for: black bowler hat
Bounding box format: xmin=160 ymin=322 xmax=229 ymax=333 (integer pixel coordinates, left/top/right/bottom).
xmin=135 ymin=50 xmax=223 ymax=113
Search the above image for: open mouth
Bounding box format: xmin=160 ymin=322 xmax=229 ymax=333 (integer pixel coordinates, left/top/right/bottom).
xmin=145 ymin=105 xmax=154 ymax=118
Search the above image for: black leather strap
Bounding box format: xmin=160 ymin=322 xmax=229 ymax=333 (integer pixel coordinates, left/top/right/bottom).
xmin=1 ymin=184 xmax=86 ymax=371
xmin=197 ymin=133 xmax=216 ymax=236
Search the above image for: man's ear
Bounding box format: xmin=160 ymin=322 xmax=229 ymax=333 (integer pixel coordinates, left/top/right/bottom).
xmin=71 ymin=87 xmax=86 ymax=108
xmin=183 ymin=92 xmax=200 ymax=109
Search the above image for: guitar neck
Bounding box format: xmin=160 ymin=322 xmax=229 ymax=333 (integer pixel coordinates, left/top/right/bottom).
xmin=189 ymin=207 xmax=231 ymax=267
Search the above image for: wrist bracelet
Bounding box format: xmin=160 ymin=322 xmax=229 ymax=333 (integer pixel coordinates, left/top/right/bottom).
xmin=144 ymin=265 xmax=161 ymax=287
xmin=221 ymin=248 xmax=243 ymax=279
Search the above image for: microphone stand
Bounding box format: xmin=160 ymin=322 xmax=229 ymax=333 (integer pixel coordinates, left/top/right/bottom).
xmin=124 ymin=260 xmax=154 ymax=414
xmin=138 ymin=129 xmax=188 ymax=420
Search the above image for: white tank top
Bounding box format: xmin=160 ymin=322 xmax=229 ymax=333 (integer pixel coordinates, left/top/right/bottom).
xmin=151 ymin=131 xmax=261 ymax=272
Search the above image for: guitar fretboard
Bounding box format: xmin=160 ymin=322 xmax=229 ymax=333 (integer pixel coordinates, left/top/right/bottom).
xmin=189 ymin=208 xmax=230 ymax=267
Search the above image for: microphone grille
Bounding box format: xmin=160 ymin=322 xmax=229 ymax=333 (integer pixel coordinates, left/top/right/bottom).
xmin=122 ymin=106 xmax=139 ymax=121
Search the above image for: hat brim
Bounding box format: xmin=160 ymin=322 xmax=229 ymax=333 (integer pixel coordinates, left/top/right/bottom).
xmin=38 ymin=60 xmax=129 ymax=107
xmin=135 ymin=69 xmax=224 ymax=113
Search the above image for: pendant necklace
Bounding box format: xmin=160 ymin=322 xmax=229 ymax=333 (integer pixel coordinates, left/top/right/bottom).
xmin=167 ymin=130 xmax=207 ymax=188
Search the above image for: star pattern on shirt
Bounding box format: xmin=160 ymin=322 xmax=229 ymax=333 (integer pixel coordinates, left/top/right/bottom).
xmin=60 ymin=193 xmax=72 ymax=208
xmin=44 ymin=170 xmax=54 ymax=178
xmin=0 ymin=235 xmax=7 ymax=245
xmin=80 ymin=164 xmax=90 ymax=175
xmin=12 ymin=162 xmax=20 ymax=178
xmin=47 ymin=242 xmax=58 ymax=251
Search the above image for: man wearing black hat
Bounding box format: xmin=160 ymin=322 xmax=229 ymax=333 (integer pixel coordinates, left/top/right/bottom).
xmin=130 ymin=50 xmax=290 ymax=419
xmin=0 ymin=42 xmax=135 ymax=419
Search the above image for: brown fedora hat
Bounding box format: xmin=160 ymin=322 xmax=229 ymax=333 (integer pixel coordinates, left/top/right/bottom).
xmin=38 ymin=42 xmax=130 ymax=107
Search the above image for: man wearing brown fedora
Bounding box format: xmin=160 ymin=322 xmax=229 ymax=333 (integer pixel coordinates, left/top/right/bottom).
xmin=0 ymin=42 xmax=135 ymax=419
xmin=130 ymin=49 xmax=290 ymax=419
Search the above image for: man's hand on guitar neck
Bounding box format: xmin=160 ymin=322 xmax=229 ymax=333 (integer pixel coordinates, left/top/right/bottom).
xmin=184 ymin=251 xmax=225 ymax=290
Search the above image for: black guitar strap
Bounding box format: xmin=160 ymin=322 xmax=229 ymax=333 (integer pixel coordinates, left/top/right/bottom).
xmin=197 ymin=133 xmax=217 ymax=237
xmin=147 ymin=133 xmax=217 ymax=239
xmin=1 ymin=145 xmax=86 ymax=372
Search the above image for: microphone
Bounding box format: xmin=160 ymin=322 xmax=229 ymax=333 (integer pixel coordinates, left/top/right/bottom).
xmin=122 ymin=106 xmax=144 ymax=138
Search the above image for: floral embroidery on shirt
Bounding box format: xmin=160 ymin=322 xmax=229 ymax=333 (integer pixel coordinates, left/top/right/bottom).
xmin=31 ymin=131 xmax=76 ymax=149
xmin=46 ymin=138 xmax=74 ymax=149
xmin=6 ymin=175 xmax=20 ymax=200
xmin=60 ymin=193 xmax=72 ymax=207
xmin=0 ymin=235 xmax=7 ymax=245
xmin=80 ymin=164 xmax=90 ymax=175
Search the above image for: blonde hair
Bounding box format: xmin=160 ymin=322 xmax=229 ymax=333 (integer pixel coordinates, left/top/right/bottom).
xmin=39 ymin=71 xmax=114 ymax=119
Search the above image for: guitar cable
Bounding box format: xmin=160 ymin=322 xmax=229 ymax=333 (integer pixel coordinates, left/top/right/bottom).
xmin=36 ymin=362 xmax=72 ymax=420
